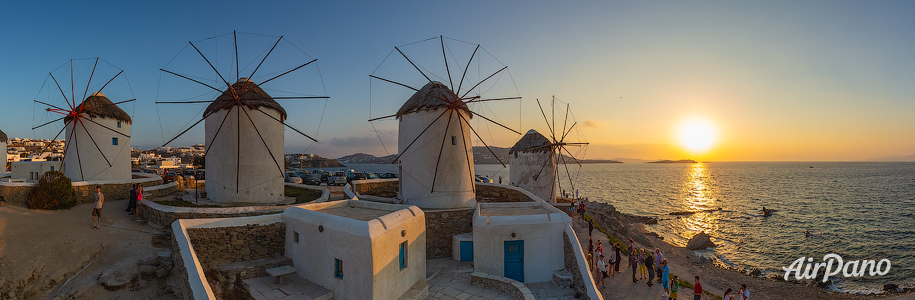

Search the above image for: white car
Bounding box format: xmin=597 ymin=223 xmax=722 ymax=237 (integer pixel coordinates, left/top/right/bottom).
xmin=329 ymin=171 xmax=347 ymax=186
xmin=285 ymin=171 xmax=303 ymax=184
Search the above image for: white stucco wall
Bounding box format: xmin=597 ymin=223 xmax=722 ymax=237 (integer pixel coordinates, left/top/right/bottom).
xmin=11 ymin=161 xmax=62 ymax=181
xmin=509 ymin=151 xmax=556 ymax=203
xmin=64 ymin=117 xmax=131 ymax=181
xmin=1 ymin=141 xmax=7 ymax=170
xmin=205 ymin=105 xmax=284 ymax=203
xmin=282 ymin=200 xmax=425 ymax=300
xmin=398 ymin=107 xmax=476 ymax=209
xmin=472 ymin=202 xmax=571 ymax=283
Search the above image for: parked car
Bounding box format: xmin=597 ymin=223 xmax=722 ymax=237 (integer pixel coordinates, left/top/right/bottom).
xmin=317 ymin=170 xmax=331 ymax=183
xmin=378 ymin=173 xmax=399 ymax=179
xmin=303 ymin=175 xmax=321 ymax=185
xmin=143 ymin=169 xmax=159 ymax=174
xmin=132 ymin=169 xmax=142 ymax=173
xmin=163 ymin=172 xmax=177 ymax=183
xmin=475 ymin=175 xmax=493 ymax=183
xmin=285 ymin=171 xmax=303 ymax=184
xmin=184 ymin=169 xmax=196 ymax=176
xmin=329 ymin=171 xmax=347 ymax=186
xmin=365 ymin=172 xmax=379 ymax=180
xmin=195 ymin=169 xmax=206 ymax=180
xmin=346 ymin=172 xmax=367 ymax=183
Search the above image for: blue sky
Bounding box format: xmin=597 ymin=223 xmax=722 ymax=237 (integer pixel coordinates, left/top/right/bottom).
xmin=2 ymin=1 xmax=915 ymax=160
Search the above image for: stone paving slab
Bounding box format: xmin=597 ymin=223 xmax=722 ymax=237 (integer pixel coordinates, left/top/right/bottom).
xmin=426 ymin=258 xmax=576 ymax=300
xmin=244 ymin=274 xmax=332 ymax=300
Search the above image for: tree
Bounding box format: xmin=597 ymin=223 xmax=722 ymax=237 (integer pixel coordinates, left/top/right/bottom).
xmin=27 ymin=170 xmax=77 ymax=210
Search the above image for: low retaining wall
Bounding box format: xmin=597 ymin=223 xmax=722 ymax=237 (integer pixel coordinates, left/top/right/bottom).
xmin=424 ymin=208 xmax=475 ymax=258
xmin=142 ymin=184 xmax=329 ymax=229
xmin=470 ymin=271 xmax=535 ymax=300
xmin=475 ymin=183 xmax=536 ymax=203
xmin=562 ymin=226 xmax=603 ymax=300
xmin=351 ymin=179 xmax=398 ymax=197
xmin=0 ymin=173 xmax=163 ymax=205
xmin=171 ymin=214 xmax=285 ymax=300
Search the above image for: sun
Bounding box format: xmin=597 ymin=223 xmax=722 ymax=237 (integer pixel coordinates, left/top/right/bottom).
xmin=678 ymin=119 xmax=716 ymax=152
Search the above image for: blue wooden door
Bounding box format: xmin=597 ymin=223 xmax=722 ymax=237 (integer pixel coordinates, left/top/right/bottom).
xmin=504 ymin=240 xmax=524 ymax=282
xmin=460 ymin=241 xmax=474 ymax=261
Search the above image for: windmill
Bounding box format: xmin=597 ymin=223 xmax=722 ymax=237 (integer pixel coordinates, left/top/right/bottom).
xmin=509 ymin=97 xmax=589 ymax=202
xmin=155 ymin=31 xmax=328 ymax=203
xmin=31 ymin=58 xmax=135 ymax=182
xmin=368 ymin=36 xmax=521 ymax=209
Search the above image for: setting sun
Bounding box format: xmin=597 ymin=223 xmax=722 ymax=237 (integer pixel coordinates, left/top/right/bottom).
xmin=678 ymin=119 xmax=716 ymax=152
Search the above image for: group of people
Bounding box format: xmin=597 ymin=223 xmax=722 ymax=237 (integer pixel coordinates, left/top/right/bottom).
xmin=570 ymin=198 xmax=588 ymax=218
xmin=723 ymin=283 xmax=750 ymax=300
xmin=125 ymin=183 xmax=144 ymax=221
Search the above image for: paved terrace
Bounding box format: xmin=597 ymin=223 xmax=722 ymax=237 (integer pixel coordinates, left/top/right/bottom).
xmin=426 ymin=258 xmax=575 ymax=300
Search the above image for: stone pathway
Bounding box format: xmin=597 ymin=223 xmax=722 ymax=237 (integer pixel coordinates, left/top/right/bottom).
xmin=244 ymin=274 xmax=332 ymax=300
xmin=426 ymin=258 xmax=576 ymax=300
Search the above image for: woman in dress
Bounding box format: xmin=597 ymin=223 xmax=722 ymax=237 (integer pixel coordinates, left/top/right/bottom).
xmin=135 ymin=184 xmax=144 ymax=221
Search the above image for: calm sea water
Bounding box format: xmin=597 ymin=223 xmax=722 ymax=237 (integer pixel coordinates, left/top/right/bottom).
xmin=326 ymin=162 xmax=915 ymax=293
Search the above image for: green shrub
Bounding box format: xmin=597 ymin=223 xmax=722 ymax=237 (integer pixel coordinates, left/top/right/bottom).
xmin=285 ymin=186 xmax=322 ymax=204
xmin=27 ymin=170 xmax=77 ymax=210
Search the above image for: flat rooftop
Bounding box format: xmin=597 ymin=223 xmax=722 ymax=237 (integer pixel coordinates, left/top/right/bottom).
xmin=479 ymin=205 xmax=552 ymax=217
xmin=315 ymin=205 xmax=396 ymax=221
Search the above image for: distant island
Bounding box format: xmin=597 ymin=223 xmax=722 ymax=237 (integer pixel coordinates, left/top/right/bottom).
xmin=648 ymin=159 xmax=698 ymax=163
xmin=336 ymin=147 xmax=621 ymax=164
xmin=569 ymin=159 xmax=623 ymax=164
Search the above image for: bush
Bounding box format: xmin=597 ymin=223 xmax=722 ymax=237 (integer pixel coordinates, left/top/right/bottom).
xmin=27 ymin=170 xmax=77 ymax=210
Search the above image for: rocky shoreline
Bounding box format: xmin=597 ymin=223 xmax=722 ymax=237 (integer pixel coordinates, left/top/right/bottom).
xmin=580 ymin=199 xmax=914 ymax=299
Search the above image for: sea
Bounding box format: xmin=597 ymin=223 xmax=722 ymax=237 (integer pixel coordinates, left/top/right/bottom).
xmin=319 ymin=162 xmax=915 ymax=294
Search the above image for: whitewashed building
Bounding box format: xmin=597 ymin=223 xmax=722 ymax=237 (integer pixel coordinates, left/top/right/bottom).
xmin=509 ymin=129 xmax=556 ymax=203
xmin=472 ymin=201 xmax=571 ymax=283
xmin=283 ymin=200 xmax=426 ymax=300
xmin=205 ymin=78 xmax=285 ymax=203
xmin=1 ymin=129 xmax=7 ymax=171
xmin=11 ymin=161 xmax=63 ymax=182
xmin=397 ymin=82 xmax=476 ymax=209
xmin=64 ymin=92 xmax=132 ymax=181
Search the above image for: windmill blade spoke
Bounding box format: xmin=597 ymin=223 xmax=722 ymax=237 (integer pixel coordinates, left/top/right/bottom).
xmin=559 ymin=154 xmax=575 ymax=191
xmin=249 ymin=35 xmax=283 ymax=80
xmin=189 ymin=41 xmax=232 ymax=88
xmin=160 ymin=69 xmax=223 ymax=93
xmin=551 ymin=97 xmax=556 ymax=142
xmin=464 ymin=96 xmax=522 ymax=104
xmin=59 ymin=121 xmax=79 ymax=175
xmin=456 ymin=44 xmax=479 ymax=95
xmin=430 ymin=110 xmax=455 ymax=192
xmin=240 ymin=106 xmax=284 ymax=176
xmin=259 ymin=59 xmax=317 ymax=85
xmin=460 ymin=66 xmax=508 ymax=99
xmin=560 ymin=122 xmax=577 ymax=143
xmin=254 ymin=108 xmax=319 ymax=143
xmin=32 ymin=116 xmax=66 ymax=130
xmin=390 ymin=108 xmax=450 ymax=164
xmin=534 ymin=146 xmax=555 ymax=181
xmin=204 ymin=105 xmax=237 ymax=157
xmin=368 ymin=113 xmax=398 ymax=122
xmin=395 ymin=47 xmax=434 ymax=84
xmin=35 ymin=125 xmax=67 ymax=155
xmin=561 ymin=103 xmax=570 ymax=144
xmin=161 ymin=116 xmax=207 ymax=147
xmin=83 ymin=118 xmax=130 ymax=138
xmin=457 ymin=110 xmax=475 ymax=193
xmin=74 ymin=121 xmax=85 ymax=181
xmin=157 ymin=100 xmax=217 ymax=104
xmin=564 ymin=142 xmax=590 ymax=145
xmin=49 ymin=72 xmax=73 ymax=110
xmin=469 ymin=111 xmax=521 ymax=135
xmin=80 ymin=120 xmax=112 ymax=168
xmin=34 ymin=100 xmax=67 ymax=111
xmin=95 ymin=70 xmax=124 ymax=98
xmin=441 ymin=35 xmax=455 ymax=95
xmin=234 ymin=31 xmax=239 ymax=81
xmin=81 ymin=58 xmax=99 ymax=108
xmin=369 ymin=75 xmax=453 ymax=104
xmin=457 ymin=113 xmax=506 ymax=168
xmin=560 ymin=146 xmax=582 ymax=167
xmin=535 ymin=99 xmax=554 ymax=139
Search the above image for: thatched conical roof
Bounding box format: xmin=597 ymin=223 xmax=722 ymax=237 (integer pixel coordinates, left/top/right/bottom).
xmin=65 ymin=92 xmax=132 ymax=124
xmin=204 ymin=78 xmax=286 ymax=120
xmin=0 ymin=129 xmax=7 ymax=143
xmin=396 ymin=82 xmax=468 ymax=118
xmin=509 ymin=129 xmax=552 ymax=154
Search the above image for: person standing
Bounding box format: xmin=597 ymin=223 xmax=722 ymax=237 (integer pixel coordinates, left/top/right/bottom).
xmin=597 ymin=255 xmax=606 ymax=287
xmin=638 ymin=249 xmax=647 ymax=279
xmin=669 ymin=276 xmax=679 ymax=300
xmin=135 ymin=184 xmax=144 ymax=221
xmin=91 ymin=186 xmax=104 ymax=229
xmin=645 ymin=252 xmax=655 ymax=287
xmin=655 ymin=248 xmax=664 ymax=283
xmin=588 ymin=221 xmax=594 ymax=236
xmin=608 ymin=246 xmax=617 ymax=277
xmin=723 ymin=288 xmax=735 ymax=300
xmin=630 ymin=249 xmax=639 ymax=283
xmin=738 ymin=283 xmax=749 ymax=300
xmin=693 ymin=276 xmax=703 ymax=300
xmin=498 ymin=176 xmax=502 ymax=184
xmin=125 ymin=183 xmax=137 ymax=214
xmin=613 ymin=243 xmax=622 ymax=273
xmin=596 ymin=240 xmax=603 ymax=256
xmin=661 ymin=259 xmax=670 ymax=296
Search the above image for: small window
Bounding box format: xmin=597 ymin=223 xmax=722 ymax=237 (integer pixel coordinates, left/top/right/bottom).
xmin=117 ymin=121 xmax=121 ymax=128
xmin=399 ymin=241 xmax=407 ymax=269
xmin=451 ymin=136 xmax=457 ymax=145
xmin=334 ymin=259 xmax=344 ymax=279
xmin=51 ymin=166 xmax=55 ymax=171
xmin=294 ymin=231 xmax=299 ymax=243
xmin=112 ymin=137 xmax=118 ymax=145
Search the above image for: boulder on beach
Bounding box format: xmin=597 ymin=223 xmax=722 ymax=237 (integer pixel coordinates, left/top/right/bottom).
xmin=686 ymin=232 xmax=717 ymax=250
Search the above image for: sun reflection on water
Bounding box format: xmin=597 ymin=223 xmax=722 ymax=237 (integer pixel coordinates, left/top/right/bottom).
xmin=669 ymin=163 xmax=720 ymax=244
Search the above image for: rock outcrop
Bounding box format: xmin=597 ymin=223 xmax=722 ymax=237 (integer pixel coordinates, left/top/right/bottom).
xmin=686 ymin=232 xmax=716 ymax=250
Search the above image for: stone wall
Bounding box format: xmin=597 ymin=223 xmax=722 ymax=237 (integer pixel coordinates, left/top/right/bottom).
xmin=423 ymin=208 xmax=475 ymax=258
xmin=471 ymin=271 xmax=535 ymax=300
xmin=142 ymin=204 xmax=289 ymax=230
xmin=0 ymin=184 xmax=30 ymax=204
xmin=0 ymin=178 xmax=164 ymax=205
xmin=476 ymin=184 xmax=535 ymax=203
xmin=352 ymin=179 xmax=398 ymax=198
xmin=186 ymin=222 xmax=286 ymax=269
xmin=564 ymin=231 xmax=590 ymax=300
xmin=170 ymin=230 xmax=194 ymax=300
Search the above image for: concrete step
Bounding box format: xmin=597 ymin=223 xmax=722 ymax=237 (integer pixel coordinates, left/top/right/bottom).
xmin=552 ymin=269 xmax=572 ymax=287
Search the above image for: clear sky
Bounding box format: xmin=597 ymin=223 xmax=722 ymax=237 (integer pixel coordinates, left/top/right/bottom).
xmin=2 ymin=1 xmax=914 ymax=161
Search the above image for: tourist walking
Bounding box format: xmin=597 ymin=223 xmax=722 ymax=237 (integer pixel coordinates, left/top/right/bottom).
xmin=693 ymin=276 xmax=703 ymax=300
xmin=613 ymin=243 xmax=622 ymax=273
xmin=125 ymin=183 xmax=137 ymax=214
xmin=645 ymin=252 xmax=655 ymax=287
xmin=91 ymin=186 xmax=104 ymax=229
xmin=630 ymin=249 xmax=638 ymax=283
xmin=588 ymin=221 xmax=594 ymax=236
xmin=638 ymin=249 xmax=647 ymax=279
xmin=655 ymin=248 xmax=664 ymax=283
xmin=597 ymin=255 xmax=606 ymax=287
xmin=661 ymin=259 xmax=670 ymax=295
xmin=669 ymin=276 xmax=679 ymax=300
xmin=723 ymin=288 xmax=734 ymax=300
xmin=498 ymin=176 xmax=502 ymax=184
xmin=608 ymin=248 xmax=616 ymax=277
xmin=579 ymin=201 xmax=586 ymax=218
xmin=135 ymin=184 xmax=144 ymax=221
xmin=738 ymin=283 xmax=749 ymax=300
xmin=596 ymin=240 xmax=603 ymax=256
